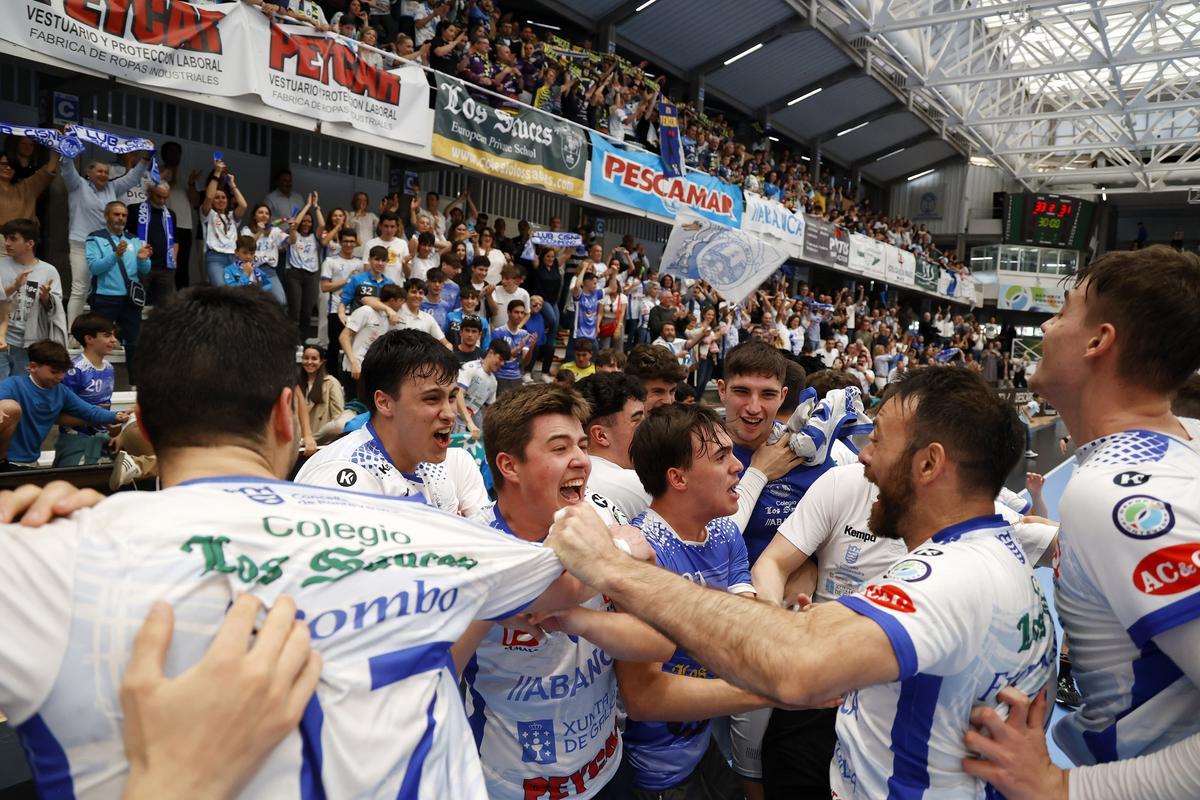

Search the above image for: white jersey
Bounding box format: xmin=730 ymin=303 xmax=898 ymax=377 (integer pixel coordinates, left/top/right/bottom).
xmin=464 ymin=493 xmax=627 ymax=800
xmin=1053 ymin=423 xmax=1200 ymax=765
xmin=587 ymin=455 xmax=651 ymax=520
xmin=831 ymin=515 xmax=1056 ymax=799
xmin=996 ymin=486 xmax=1032 ymax=516
xmin=777 ymin=464 xmax=1056 ymax=604
xmin=0 ymin=478 xmax=563 ymax=799
xmin=295 ymin=424 xmax=489 ymax=518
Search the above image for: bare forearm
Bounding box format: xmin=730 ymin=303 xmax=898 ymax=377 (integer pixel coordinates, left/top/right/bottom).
xmin=617 ymin=661 xmax=770 ymax=722
xmin=563 ymin=609 xmax=673 ymax=662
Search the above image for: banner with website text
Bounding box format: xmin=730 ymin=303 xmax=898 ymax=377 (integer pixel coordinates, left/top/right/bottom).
xmin=0 ymin=0 xmax=431 ymax=146
xmin=589 ymin=132 xmax=743 ymax=227
xmin=432 ymin=74 xmax=586 ymax=198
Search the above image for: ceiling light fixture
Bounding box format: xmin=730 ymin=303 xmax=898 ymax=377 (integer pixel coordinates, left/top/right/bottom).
xmin=635 ymin=0 xmax=658 ymax=11
xmin=907 ymin=168 xmax=935 ymax=181
xmin=837 ymin=121 xmax=870 ymax=137
xmin=787 ymin=87 xmax=823 ymax=106
xmin=723 ymin=43 xmax=763 ymax=65
xmin=877 ymin=148 xmax=905 ymax=160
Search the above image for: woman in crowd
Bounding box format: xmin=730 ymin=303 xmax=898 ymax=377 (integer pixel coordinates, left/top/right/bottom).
xmin=201 ymin=163 xmax=247 ymax=288
xmin=0 ymin=148 xmax=58 ymax=228
xmin=692 ymin=305 xmax=729 ymax=400
xmin=241 ymin=201 xmax=301 ymax=305
xmin=475 ymin=227 xmax=508 ymax=285
xmin=286 ymin=199 xmax=324 ymax=340
xmin=526 ymin=247 xmax=565 ymax=376
xmin=319 ymin=206 xmax=347 ymax=259
xmin=347 ymin=191 xmax=378 ymax=257
xmin=298 ymin=345 xmax=346 ymax=444
xmin=596 ymin=275 xmax=626 ymax=353
xmin=448 ymin=220 xmax=475 ymax=263
xmin=451 ymin=239 xmax=469 ymax=268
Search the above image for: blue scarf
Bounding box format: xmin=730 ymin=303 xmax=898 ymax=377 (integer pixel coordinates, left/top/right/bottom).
xmin=137 ymin=199 xmax=176 ymax=270
xmin=0 ymin=122 xmax=160 ymax=183
xmin=521 ymin=231 xmax=584 ymax=261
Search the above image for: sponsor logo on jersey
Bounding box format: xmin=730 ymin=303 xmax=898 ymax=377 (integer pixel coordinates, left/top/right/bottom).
xmin=844 ymin=544 xmax=861 ymax=565
xmin=844 ymin=524 xmax=876 ymax=543
xmin=224 ymin=485 xmax=285 ymax=505
xmin=1112 ymin=495 xmax=1175 ymax=539
xmin=1132 ymin=543 xmax=1200 ymax=595
xmin=522 ymin=719 xmax=619 ymax=799
xmin=518 ymin=719 xmax=558 ymax=764
xmin=885 ymin=559 xmax=931 ymax=582
xmin=1113 ymin=471 xmax=1151 ymax=487
xmin=336 ymin=468 xmax=358 ymax=487
xmin=503 ymin=627 xmax=543 ymax=650
xmin=505 ymin=647 xmax=614 ymax=702
xmin=913 ymin=546 xmax=944 ymax=557
xmin=864 ymin=583 xmax=916 ymax=613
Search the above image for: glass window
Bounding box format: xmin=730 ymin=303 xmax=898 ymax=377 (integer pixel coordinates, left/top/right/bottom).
xmin=1018 ymin=248 xmax=1039 ymax=272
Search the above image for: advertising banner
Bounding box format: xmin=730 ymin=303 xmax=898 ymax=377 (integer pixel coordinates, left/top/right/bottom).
xmin=849 ymin=234 xmax=887 ymax=280
xmin=802 ymin=215 xmax=849 ymax=269
xmin=915 ymin=256 xmax=939 ymax=292
xmin=659 ymin=211 xmax=786 ymax=305
xmin=1 ymin=1 xmax=431 ymax=145
xmin=886 ymin=247 xmax=916 ymax=287
xmin=743 ymin=193 xmax=805 ymax=260
xmin=589 ymin=132 xmax=743 ymax=226
xmin=997 ymin=283 xmax=1065 ymax=313
xmin=433 ymin=74 xmax=586 ymax=198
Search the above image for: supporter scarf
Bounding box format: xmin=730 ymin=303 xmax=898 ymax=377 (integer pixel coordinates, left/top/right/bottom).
xmin=0 ymin=122 xmax=160 ymax=183
xmin=935 ymin=347 xmax=963 ymax=364
xmin=521 ymin=231 xmax=584 ymax=261
xmin=657 ymin=98 xmax=684 ymax=179
xmin=137 ymin=200 xmax=176 ymax=271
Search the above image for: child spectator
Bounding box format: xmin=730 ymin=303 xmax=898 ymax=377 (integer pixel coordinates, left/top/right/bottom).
xmin=0 ymin=218 xmax=67 ymax=378
xmin=53 ymin=314 xmax=119 ymax=466
xmin=224 ymin=235 xmax=273 ymax=290
xmin=0 ymin=339 xmax=125 ymax=468
xmin=455 ymin=338 xmax=510 ymax=438
xmin=446 ymin=286 xmax=490 ymax=349
xmin=595 ymin=348 xmax=626 ymax=373
xmin=559 ymin=337 xmax=596 ymax=380
xmin=339 ymin=283 xmax=404 ymax=382
xmin=453 ymin=315 xmax=485 ymax=365
xmin=492 ymin=298 xmax=533 ymax=394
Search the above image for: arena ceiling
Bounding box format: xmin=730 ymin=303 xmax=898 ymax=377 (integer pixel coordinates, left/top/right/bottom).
xmin=542 ymin=0 xmax=1200 ymax=194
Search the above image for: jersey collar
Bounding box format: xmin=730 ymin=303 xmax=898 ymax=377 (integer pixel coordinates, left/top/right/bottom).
xmin=930 ymin=513 xmax=1007 ymax=544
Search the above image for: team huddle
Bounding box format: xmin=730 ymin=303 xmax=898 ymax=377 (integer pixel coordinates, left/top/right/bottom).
xmin=0 ymin=245 xmax=1199 ymax=800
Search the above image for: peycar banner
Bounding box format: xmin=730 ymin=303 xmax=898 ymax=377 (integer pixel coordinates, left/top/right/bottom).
xmin=589 ymin=132 xmax=743 ymax=226
xmin=433 ymin=74 xmax=586 ymax=198
xmin=849 ymin=234 xmax=887 ymax=280
xmin=743 ymin=193 xmax=805 ymax=260
xmin=659 ymin=211 xmax=786 ymax=305
xmin=802 ymin=215 xmax=849 ymax=270
xmin=1 ymin=0 xmax=430 ymax=145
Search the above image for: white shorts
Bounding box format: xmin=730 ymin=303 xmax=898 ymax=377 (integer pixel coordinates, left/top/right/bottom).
xmin=729 ymin=706 xmax=772 ymax=780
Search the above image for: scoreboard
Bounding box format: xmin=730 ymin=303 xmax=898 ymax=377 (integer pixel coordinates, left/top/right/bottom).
xmin=1003 ymin=192 xmax=1095 ymax=250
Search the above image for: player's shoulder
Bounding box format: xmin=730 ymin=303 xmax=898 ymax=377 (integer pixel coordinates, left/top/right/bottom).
xmin=586 ymin=489 xmax=628 ymax=525
xmin=1075 ymin=428 xmax=1199 ymax=481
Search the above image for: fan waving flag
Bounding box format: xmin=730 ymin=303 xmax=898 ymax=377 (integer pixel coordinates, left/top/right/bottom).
xmin=657 ymin=98 xmax=685 ymax=179
xmin=659 ymin=211 xmax=787 ymax=305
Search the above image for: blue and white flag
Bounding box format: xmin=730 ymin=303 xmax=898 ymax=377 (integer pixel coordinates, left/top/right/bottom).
xmin=521 ymin=231 xmax=584 ymax=261
xmin=0 ymin=122 xmax=158 ymax=181
xmin=659 ymin=210 xmax=786 ymax=305
xmin=657 ymin=98 xmax=684 ymax=179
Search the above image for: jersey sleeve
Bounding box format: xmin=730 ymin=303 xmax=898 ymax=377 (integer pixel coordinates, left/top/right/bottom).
xmin=1062 ymin=466 xmax=1200 ymax=649
xmin=464 ymin=524 xmax=564 ymax=620
xmin=726 ymin=525 xmax=754 ymax=595
xmin=448 ymin=448 xmax=490 ymax=520
xmin=0 ymin=517 xmax=82 ymax=723
xmin=836 ymin=552 xmax=992 ymax=679
xmin=777 ymin=466 xmax=839 ymax=557
xmin=294 ymin=457 xmax=387 ymax=495
xmin=997 ymin=486 xmax=1032 ymax=516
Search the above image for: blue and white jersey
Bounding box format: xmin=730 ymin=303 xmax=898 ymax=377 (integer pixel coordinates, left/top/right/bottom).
xmin=1053 ymin=422 xmax=1200 ymax=765
xmin=464 ymin=493 xmax=626 ymax=800
xmin=294 ymin=423 xmax=490 ymax=519
xmin=0 ymin=478 xmax=562 ymax=799
xmin=60 ymin=353 xmax=114 ymax=435
xmin=493 ymin=326 xmax=532 ymax=381
xmin=573 ymin=288 xmax=603 ymax=340
xmin=832 ymin=515 xmax=1056 ymax=799
xmin=623 ymin=510 xmax=753 ymax=791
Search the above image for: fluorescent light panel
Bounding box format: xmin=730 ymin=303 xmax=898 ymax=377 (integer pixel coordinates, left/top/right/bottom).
xmin=877 ymin=148 xmax=905 ymax=161
xmin=768 ymin=135 xmax=780 ymax=141
xmin=800 ymin=155 xmax=811 ymax=161
xmin=724 ymin=43 xmax=763 ymax=65
xmin=635 ymin=0 xmax=658 ymax=10
xmin=787 ymin=87 xmax=823 ymax=106
xmin=836 ymin=121 xmax=869 ymax=137
xmin=906 ymin=168 xmax=935 ymax=181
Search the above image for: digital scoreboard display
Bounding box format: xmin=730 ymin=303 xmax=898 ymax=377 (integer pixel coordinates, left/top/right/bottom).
xmin=1003 ymin=192 xmax=1095 ymax=250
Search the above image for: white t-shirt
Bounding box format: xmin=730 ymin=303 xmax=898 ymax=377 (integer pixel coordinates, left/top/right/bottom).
xmin=587 ymin=455 xmax=651 ymax=520
xmin=0 ymin=479 xmax=562 ymax=799
xmin=1053 ymin=421 xmax=1200 ymax=766
xmin=464 ymin=493 xmax=628 ymax=800
xmin=831 ymin=514 xmax=1056 ymax=799
xmin=457 ymin=359 xmax=497 ymax=420
xmin=287 ymin=233 xmax=321 ymax=273
xmin=364 ymin=236 xmax=410 ymax=283
xmin=0 ymin=258 xmax=61 ymax=348
xmin=242 ymin=225 xmax=289 ymax=269
xmin=341 ymin=305 xmax=393 ymax=371
xmin=396 ymin=304 xmax=446 ymax=340
xmin=295 ymin=424 xmax=490 ymax=519
xmin=203 ymin=208 xmax=238 ymax=254
xmin=348 ymin=211 xmax=379 ymax=257
xmin=320 ymin=255 xmax=362 ymax=313
xmin=483 ymin=248 xmax=507 ymax=285
xmin=408 ymin=251 xmax=440 ymax=281
xmin=819 ymin=347 xmax=841 ymax=368
xmin=490 ymin=286 xmax=530 ymax=330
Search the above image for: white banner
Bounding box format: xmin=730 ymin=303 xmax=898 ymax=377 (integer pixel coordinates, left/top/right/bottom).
xmin=2 ymin=0 xmax=431 ymax=146
xmin=742 ymin=193 xmax=805 ymax=260
xmin=886 ymin=247 xmax=916 ymax=287
xmin=660 ymin=211 xmax=787 ymax=305
xmin=849 ymin=234 xmax=887 ymax=280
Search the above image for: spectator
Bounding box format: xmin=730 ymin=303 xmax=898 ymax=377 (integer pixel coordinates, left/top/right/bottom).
xmin=85 ymin=201 xmax=151 ymax=380
xmin=597 ymin=275 xmax=626 ymax=353
xmin=404 ymin=0 xmax=447 ymax=46
xmin=320 ymin=228 xmax=362 ymax=382
xmin=559 ymin=337 xmax=596 ymax=381
xmin=347 ymin=191 xmax=379 ymax=257
xmin=419 ymin=267 xmax=453 ymax=331
xmin=569 ymin=267 xmax=603 ymax=361
xmin=485 ymin=264 xmax=529 ymax=330
xmin=523 ymin=294 xmax=546 ymax=381
xmin=340 ymin=282 xmax=404 ymax=381
xmin=652 ymin=321 xmax=704 ymax=369
xmin=0 ymin=219 xmax=66 ymax=378
xmin=455 ymin=337 xmax=508 ymax=437
xmin=284 ymin=196 xmax=323 ymax=340
xmin=241 ymin=201 xmax=300 ymax=306
xmin=362 ymin=211 xmax=409 ymax=282
xmin=199 ymin=157 xmax=247 ymax=287
xmin=53 ymin=313 xmax=119 ymax=466
xmin=298 ymin=345 xmax=346 ymax=444
xmin=394 ymin=277 xmax=450 ymax=346
xmin=429 ymin=21 xmax=468 ymax=78
xmin=0 ymin=148 xmax=59 ymax=227
xmin=0 ymin=339 xmax=125 ymax=468
xmin=446 ymin=285 xmax=489 ymax=347
xmin=158 ymin=142 xmax=197 ymax=290
xmin=476 ymin=226 xmax=508 ymax=284
xmin=125 ymin=181 xmax=179 ymax=307
xmin=318 ymin=205 xmax=348 ymax=259
xmin=492 ymin=298 xmax=533 ymax=394
xmin=62 ymin=147 xmax=151 ymax=326
xmin=693 ymin=305 xmax=730 ymax=400
xmin=649 ymin=288 xmax=685 ymax=341
xmin=625 ymin=342 xmax=686 ymax=411
xmin=224 ymin=235 xmax=273 ymax=291
xmin=340 ymin=245 xmax=394 ymax=313
xmin=451 ymin=311 xmax=485 ymax=363
xmin=818 ymin=338 xmax=840 ymax=368
xmin=261 ymin=169 xmax=303 ymax=223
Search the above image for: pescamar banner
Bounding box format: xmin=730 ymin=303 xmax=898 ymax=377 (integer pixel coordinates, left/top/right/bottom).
xmin=1 ymin=0 xmax=431 ymax=146
xmin=432 ymin=74 xmax=587 ymax=198
xmin=589 ymin=132 xmax=742 ymax=226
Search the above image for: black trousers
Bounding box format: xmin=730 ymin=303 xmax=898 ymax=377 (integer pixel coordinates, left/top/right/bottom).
xmin=762 ymin=707 xmax=838 ymax=799
xmin=284 ymin=268 xmax=319 ymax=341
xmin=173 ymin=228 xmax=193 ymax=290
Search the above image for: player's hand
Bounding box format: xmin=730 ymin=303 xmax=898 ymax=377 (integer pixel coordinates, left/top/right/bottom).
xmin=545 ymin=503 xmax=626 ymax=589
xmin=962 ymin=687 xmax=1066 ymax=800
xmin=748 ymin=435 xmax=802 ymax=482
xmin=0 ymin=480 xmax=105 ymax=526
xmin=386 ymin=308 xmax=400 ymax=326
xmin=121 ymin=595 xmax=321 ymax=800
xmin=351 ymin=365 xmax=361 ymax=380
xmin=1025 ymin=472 xmax=1045 ymax=498
xmin=115 ymin=411 xmax=132 ymax=424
